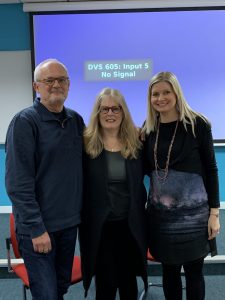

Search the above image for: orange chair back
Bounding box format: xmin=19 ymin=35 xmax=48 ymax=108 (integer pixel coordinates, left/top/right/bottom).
xmin=10 ymin=213 xmax=21 ymax=258
xmin=147 ymin=249 xmax=156 ymax=261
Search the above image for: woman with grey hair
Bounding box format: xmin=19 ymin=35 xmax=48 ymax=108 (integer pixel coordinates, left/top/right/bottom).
xmin=80 ymin=87 xmax=148 ymax=300
xmin=143 ymin=71 xmax=220 ymax=300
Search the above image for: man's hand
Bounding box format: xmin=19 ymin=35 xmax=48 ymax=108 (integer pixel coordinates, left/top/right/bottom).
xmin=32 ymin=231 xmax=52 ymax=253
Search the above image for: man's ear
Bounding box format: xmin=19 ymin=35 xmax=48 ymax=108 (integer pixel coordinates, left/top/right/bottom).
xmin=33 ymin=81 xmax=38 ymax=92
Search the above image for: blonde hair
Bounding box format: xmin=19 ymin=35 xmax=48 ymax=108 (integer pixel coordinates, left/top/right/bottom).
xmin=143 ymin=71 xmax=209 ymax=135
xmin=84 ymin=88 xmax=142 ymax=159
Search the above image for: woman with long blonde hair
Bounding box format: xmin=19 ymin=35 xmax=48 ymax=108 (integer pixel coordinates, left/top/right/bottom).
xmin=144 ymin=71 xmax=220 ymax=300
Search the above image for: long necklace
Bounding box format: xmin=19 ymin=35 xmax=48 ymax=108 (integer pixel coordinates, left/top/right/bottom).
xmin=154 ymin=120 xmax=179 ymax=182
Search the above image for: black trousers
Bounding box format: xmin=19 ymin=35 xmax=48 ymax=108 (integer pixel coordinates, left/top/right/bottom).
xmin=95 ymin=219 xmax=139 ymax=300
xmin=162 ymin=258 xmax=205 ymax=300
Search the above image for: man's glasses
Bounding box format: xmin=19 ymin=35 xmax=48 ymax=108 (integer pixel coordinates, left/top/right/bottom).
xmin=37 ymin=77 xmax=69 ymax=86
xmin=99 ymin=106 xmax=122 ymax=115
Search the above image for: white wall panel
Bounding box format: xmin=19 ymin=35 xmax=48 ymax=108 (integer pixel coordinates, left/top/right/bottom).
xmin=0 ymin=50 xmax=33 ymax=143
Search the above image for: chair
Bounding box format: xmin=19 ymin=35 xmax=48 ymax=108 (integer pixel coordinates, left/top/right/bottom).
xmin=6 ymin=213 xmax=82 ymax=300
xmin=139 ymin=249 xmax=163 ymax=300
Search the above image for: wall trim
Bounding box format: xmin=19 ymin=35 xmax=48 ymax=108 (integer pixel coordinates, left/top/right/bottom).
xmin=1 ymin=255 xmax=225 ymax=268
xmin=0 ymin=204 xmax=224 ymax=213
xmin=0 ymin=206 xmax=12 ymax=213
xmin=0 ymin=201 xmax=225 ymax=214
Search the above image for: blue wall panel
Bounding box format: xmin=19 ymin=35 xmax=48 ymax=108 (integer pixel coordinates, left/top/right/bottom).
xmin=216 ymin=147 xmax=225 ymax=202
xmin=1 ymin=145 xmax=224 ymax=207
xmin=0 ymin=145 xmax=8 ymax=206
xmin=0 ymin=4 xmax=30 ymax=51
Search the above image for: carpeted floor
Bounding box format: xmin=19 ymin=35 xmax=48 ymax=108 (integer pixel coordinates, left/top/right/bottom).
xmin=0 ymin=275 xmax=225 ymax=300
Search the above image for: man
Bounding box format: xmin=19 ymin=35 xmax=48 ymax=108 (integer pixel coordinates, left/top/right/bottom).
xmin=5 ymin=59 xmax=84 ymax=299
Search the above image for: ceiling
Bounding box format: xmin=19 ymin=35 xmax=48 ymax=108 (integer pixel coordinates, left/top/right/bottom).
xmin=0 ymin=0 xmax=119 ymax=3
xmin=1 ymin=0 xmax=225 ymax=5
xmin=0 ymin=0 xmax=107 ymax=3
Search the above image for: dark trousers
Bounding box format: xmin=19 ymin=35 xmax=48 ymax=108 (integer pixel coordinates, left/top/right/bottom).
xmin=17 ymin=226 xmax=77 ymax=300
xmin=162 ymin=258 xmax=205 ymax=300
xmin=95 ymin=219 xmax=139 ymax=300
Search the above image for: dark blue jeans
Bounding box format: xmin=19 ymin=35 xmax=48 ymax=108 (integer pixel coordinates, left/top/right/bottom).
xmin=17 ymin=226 xmax=77 ymax=300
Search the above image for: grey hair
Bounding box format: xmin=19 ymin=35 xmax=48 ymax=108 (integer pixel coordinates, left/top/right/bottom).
xmin=33 ymin=58 xmax=68 ymax=81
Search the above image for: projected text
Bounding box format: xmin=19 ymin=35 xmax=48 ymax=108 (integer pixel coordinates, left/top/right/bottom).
xmin=85 ymin=60 xmax=152 ymax=81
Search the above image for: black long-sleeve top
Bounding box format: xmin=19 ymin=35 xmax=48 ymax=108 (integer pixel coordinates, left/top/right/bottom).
xmin=144 ymin=117 xmax=220 ymax=208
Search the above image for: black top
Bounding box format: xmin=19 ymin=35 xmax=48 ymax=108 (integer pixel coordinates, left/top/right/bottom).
xmin=105 ymin=150 xmax=130 ymax=221
xmin=144 ymin=118 xmax=219 ymax=208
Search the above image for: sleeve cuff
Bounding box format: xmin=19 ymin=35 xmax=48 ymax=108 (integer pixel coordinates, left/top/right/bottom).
xmin=29 ymin=222 xmax=47 ymax=239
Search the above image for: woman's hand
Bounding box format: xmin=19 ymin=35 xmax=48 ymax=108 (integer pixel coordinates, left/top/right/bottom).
xmin=208 ymin=212 xmax=220 ymax=240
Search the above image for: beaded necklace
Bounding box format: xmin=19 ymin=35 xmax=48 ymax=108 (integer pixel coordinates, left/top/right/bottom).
xmin=154 ymin=120 xmax=179 ymax=182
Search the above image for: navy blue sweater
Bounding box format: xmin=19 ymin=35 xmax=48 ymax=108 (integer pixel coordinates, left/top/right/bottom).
xmin=5 ymin=98 xmax=84 ymax=238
